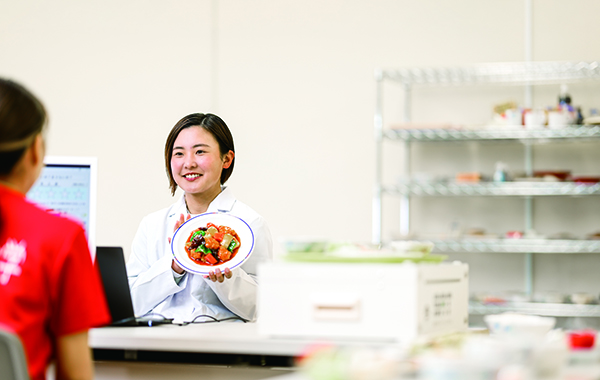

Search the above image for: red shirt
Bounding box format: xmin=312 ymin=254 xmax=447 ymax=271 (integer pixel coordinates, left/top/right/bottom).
xmin=0 ymin=184 xmax=111 ymax=380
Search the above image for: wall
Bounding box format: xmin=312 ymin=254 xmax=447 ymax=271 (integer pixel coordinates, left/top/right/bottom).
xmin=2 ymin=0 xmax=600 ymax=296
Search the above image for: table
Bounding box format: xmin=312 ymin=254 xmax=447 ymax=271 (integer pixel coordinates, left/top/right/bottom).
xmin=89 ymin=322 xmax=402 ymax=380
xmin=89 ymin=323 xmax=299 ymax=380
xmin=89 ymin=323 xmax=600 ymax=380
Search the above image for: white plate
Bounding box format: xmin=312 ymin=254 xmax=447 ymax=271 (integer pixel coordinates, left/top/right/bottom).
xmin=171 ymin=212 xmax=254 ymax=275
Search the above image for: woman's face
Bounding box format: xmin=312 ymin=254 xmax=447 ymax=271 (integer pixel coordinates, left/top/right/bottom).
xmin=170 ymin=126 xmax=232 ymax=197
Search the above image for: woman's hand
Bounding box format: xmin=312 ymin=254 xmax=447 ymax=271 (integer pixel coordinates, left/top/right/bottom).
xmin=206 ymin=267 xmax=232 ymax=283
xmin=168 ymin=213 xmax=190 ymax=274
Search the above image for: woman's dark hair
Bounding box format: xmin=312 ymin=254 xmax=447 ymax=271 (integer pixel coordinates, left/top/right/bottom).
xmin=0 ymin=78 xmax=47 ymax=175
xmin=164 ymin=113 xmax=235 ymax=196
xmin=0 ymin=78 xmax=47 ymax=234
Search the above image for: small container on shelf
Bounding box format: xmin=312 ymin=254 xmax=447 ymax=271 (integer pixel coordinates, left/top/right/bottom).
xmin=505 ymin=231 xmax=524 ymax=239
xmin=524 ymin=108 xmax=547 ymax=129
xmin=533 ymin=170 xmax=571 ymax=182
xmin=572 ymin=176 xmax=600 ymax=184
xmin=569 ymin=293 xmax=597 ymax=305
xmin=493 ymin=162 xmax=508 ymax=182
xmin=456 ymin=172 xmax=482 ymax=183
xmin=567 ymin=330 xmax=596 ymax=350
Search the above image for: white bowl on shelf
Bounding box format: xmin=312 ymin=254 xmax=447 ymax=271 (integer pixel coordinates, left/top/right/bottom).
xmin=484 ymin=313 xmax=556 ymax=339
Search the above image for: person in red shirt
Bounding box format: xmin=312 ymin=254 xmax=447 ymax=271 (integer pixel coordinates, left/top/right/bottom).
xmin=0 ymin=78 xmax=111 ymax=380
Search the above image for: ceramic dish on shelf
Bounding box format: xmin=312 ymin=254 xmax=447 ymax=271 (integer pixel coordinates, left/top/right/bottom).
xmin=171 ymin=212 xmax=254 ymax=275
xmin=485 ymin=313 xmax=556 ymax=338
xmin=572 ymin=176 xmax=600 ymax=184
xmin=533 ymin=170 xmax=571 ymax=181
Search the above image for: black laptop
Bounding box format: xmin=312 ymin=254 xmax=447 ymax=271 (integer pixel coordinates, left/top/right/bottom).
xmin=95 ymin=246 xmax=173 ymax=326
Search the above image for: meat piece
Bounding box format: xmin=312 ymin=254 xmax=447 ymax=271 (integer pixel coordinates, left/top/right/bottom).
xmin=218 ymin=247 xmax=231 ymax=262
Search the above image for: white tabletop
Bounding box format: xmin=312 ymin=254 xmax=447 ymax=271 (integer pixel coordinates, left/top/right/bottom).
xmin=90 ymin=322 xmax=308 ymax=356
xmin=91 ymin=324 xmax=600 ymax=380
xmin=90 ymin=322 xmax=402 ymax=358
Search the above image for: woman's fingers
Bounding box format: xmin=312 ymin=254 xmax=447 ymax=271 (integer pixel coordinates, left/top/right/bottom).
xmin=173 ymin=214 xmax=182 ymax=233
xmin=205 ymin=268 xmax=231 ymax=283
xmin=173 ymin=213 xmax=191 ymax=233
xmin=214 ymin=268 xmax=224 ymax=283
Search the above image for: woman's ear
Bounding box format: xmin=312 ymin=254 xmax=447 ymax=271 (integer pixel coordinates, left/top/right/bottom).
xmin=31 ymin=134 xmax=45 ymax=168
xmin=18 ymin=133 xmax=45 ymax=194
xmin=222 ymin=150 xmax=234 ymax=169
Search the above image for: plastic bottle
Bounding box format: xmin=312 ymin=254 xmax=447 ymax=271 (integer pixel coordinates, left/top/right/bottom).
xmin=493 ymin=162 xmax=507 ymax=182
xmin=576 ymin=107 xmax=584 ymax=125
xmin=559 ymin=84 xmax=572 ymax=109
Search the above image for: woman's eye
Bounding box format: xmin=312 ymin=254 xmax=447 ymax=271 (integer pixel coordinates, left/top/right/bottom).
xmin=173 ymin=152 xmax=183 ymax=157
xmin=196 ymin=150 xmax=205 ymax=155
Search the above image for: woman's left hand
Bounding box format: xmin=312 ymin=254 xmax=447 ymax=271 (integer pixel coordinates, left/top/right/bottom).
xmin=206 ymin=267 xmax=232 ymax=283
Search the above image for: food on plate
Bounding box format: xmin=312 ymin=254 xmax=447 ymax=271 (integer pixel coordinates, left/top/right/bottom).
xmin=185 ymin=223 xmax=240 ymax=266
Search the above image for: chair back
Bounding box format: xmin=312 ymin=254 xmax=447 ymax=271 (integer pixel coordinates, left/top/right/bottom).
xmin=0 ymin=328 xmax=29 ymax=380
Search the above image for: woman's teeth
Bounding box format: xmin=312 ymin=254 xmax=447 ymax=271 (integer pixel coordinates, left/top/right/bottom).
xmin=184 ymin=174 xmax=201 ymax=180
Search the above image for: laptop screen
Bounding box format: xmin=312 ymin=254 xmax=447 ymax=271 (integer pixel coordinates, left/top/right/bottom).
xmin=27 ymin=156 xmax=97 ymax=256
xmin=95 ymin=246 xmax=136 ymax=325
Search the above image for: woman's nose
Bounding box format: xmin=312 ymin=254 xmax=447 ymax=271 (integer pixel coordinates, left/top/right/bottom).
xmin=184 ymin=154 xmax=197 ymax=168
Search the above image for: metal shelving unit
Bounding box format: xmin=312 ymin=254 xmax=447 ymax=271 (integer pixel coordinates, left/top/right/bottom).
xmin=373 ymin=61 xmax=600 ymax=310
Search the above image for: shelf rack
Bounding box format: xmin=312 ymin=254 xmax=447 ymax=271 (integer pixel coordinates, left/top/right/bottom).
xmin=430 ymin=239 xmax=600 ymax=254
xmin=373 ymin=61 xmax=600 ymax=301
xmin=385 ymin=125 xmax=600 ymax=142
xmin=386 ymin=181 xmax=600 ymax=197
xmin=381 ymin=61 xmax=600 ymax=87
xmin=469 ymin=300 xmax=600 ymax=318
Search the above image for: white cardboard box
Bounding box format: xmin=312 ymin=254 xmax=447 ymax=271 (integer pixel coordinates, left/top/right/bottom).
xmin=257 ymin=261 xmax=469 ymax=345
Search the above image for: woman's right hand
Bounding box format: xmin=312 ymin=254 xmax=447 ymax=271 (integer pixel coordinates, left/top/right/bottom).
xmin=168 ymin=213 xmax=190 ymax=274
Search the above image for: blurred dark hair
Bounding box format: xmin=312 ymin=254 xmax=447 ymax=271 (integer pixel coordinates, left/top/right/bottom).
xmin=0 ymin=78 xmax=47 ymax=234
xmin=164 ymin=113 xmax=235 ymax=196
xmin=0 ymin=78 xmax=47 ymax=175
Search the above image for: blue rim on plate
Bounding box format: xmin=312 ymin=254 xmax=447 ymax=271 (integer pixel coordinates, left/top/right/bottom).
xmin=170 ymin=212 xmax=255 ymax=275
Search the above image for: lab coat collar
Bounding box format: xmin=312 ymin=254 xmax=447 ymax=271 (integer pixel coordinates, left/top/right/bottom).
xmin=173 ymin=186 xmax=236 ymax=217
xmin=207 ymin=186 xmax=237 ymax=213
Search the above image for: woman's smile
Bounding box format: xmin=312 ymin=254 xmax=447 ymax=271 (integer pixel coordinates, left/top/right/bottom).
xmin=183 ymin=173 xmax=202 ymax=181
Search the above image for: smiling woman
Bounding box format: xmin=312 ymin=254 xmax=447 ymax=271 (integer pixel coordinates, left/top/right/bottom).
xmin=125 ymin=113 xmax=273 ymax=323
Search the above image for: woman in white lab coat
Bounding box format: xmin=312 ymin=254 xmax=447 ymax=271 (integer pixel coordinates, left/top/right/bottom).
xmin=126 ymin=113 xmax=272 ymax=322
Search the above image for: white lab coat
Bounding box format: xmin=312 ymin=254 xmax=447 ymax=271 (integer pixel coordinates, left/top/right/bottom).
xmin=126 ymin=187 xmax=272 ymax=322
